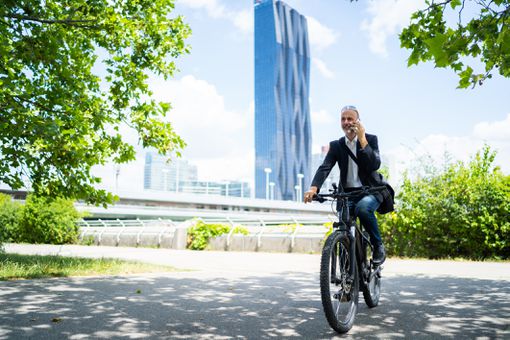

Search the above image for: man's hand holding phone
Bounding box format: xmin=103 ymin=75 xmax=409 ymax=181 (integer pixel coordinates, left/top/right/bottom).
xmin=351 ymin=119 xmax=368 ymax=148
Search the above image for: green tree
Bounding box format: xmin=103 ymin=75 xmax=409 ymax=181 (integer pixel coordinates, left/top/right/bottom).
xmin=0 ymin=0 xmax=190 ymax=206
xmin=399 ymin=0 xmax=510 ymax=88
xmin=379 ymin=145 xmax=510 ymax=259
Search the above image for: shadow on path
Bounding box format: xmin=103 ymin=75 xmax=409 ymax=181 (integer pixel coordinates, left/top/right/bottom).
xmin=0 ymin=272 xmax=509 ymax=339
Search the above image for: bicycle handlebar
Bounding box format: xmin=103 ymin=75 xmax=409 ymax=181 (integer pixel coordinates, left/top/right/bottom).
xmin=313 ymin=185 xmax=387 ymax=203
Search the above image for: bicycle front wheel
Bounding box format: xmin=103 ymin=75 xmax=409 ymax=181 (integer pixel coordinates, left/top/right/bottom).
xmin=320 ymin=231 xmax=359 ymax=334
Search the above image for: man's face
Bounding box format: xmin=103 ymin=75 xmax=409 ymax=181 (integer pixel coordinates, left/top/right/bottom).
xmin=341 ymin=110 xmax=358 ymax=135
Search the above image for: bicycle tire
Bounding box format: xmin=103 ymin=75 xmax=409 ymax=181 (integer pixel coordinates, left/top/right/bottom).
xmin=320 ymin=231 xmax=359 ymax=334
xmin=361 ymin=243 xmax=381 ymax=308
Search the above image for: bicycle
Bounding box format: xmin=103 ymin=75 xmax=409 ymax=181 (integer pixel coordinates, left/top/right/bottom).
xmin=313 ymin=184 xmax=387 ymax=333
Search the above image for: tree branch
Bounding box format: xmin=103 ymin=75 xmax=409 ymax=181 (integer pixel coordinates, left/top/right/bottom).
xmin=459 ymin=0 xmax=466 ymax=25
xmin=3 ymin=13 xmax=100 ymax=28
xmin=425 ymin=0 xmax=453 ymax=12
xmin=10 ymin=94 xmax=67 ymax=115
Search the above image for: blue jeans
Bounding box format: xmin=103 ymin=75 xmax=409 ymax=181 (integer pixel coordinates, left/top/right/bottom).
xmin=348 ymin=194 xmax=382 ymax=246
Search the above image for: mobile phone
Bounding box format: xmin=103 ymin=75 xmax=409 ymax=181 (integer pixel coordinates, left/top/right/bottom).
xmin=349 ymin=119 xmax=360 ymax=133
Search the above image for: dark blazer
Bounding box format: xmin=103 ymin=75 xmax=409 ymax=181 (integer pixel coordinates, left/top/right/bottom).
xmin=311 ymin=133 xmax=381 ymax=195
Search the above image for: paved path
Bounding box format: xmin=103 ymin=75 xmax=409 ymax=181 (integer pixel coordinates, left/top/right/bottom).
xmin=1 ymin=244 xmax=509 ymax=339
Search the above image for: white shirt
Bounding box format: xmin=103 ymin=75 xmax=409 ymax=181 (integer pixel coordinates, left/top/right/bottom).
xmin=345 ymin=136 xmax=362 ymax=188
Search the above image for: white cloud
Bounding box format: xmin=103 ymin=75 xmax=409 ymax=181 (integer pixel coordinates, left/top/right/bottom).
xmin=473 ymin=113 xmax=510 ymax=140
xmin=361 ymin=0 xmax=422 ymax=57
xmin=312 ymin=57 xmax=335 ymax=79
xmin=311 ymin=109 xmax=334 ymax=124
xmin=385 ymin=114 xmax=510 ymax=185
xmin=306 ymin=18 xmax=337 ymax=81
xmin=178 ymin=0 xmax=226 ymax=18
xmin=306 ymin=16 xmax=338 ymax=51
xmin=193 ymin=151 xmax=254 ymax=182
xmin=232 ymin=9 xmax=253 ymax=33
xmin=92 ymin=75 xmax=254 ymax=191
xmin=178 ymin=0 xmax=253 ymax=33
xmin=151 ymin=75 xmax=253 ymax=180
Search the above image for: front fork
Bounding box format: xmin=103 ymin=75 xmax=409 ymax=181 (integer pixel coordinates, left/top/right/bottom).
xmin=337 ymin=201 xmax=357 ymax=281
xmin=348 ymin=225 xmax=356 ymax=279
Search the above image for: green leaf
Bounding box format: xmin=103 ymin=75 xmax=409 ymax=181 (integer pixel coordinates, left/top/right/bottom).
xmin=424 ymin=34 xmax=449 ymax=67
xmin=398 ymin=1 xmax=510 ymax=88
xmin=450 ymin=0 xmax=462 ymax=9
xmin=0 ymin=0 xmax=191 ymax=206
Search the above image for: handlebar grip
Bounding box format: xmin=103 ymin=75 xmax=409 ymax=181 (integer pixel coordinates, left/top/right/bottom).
xmin=312 ymin=194 xmax=326 ymax=203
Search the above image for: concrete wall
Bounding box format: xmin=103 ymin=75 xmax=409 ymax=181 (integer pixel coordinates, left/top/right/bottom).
xmin=80 ymin=222 xmax=327 ymax=253
xmin=207 ymin=234 xmax=325 ymax=253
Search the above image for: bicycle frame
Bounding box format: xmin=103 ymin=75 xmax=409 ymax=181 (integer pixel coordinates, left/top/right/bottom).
xmin=317 ymin=185 xmax=387 ymax=282
xmin=333 ymin=197 xmax=357 ymax=281
xmin=316 ymin=184 xmax=387 ymax=334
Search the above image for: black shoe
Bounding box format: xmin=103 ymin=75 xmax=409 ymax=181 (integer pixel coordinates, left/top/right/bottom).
xmin=373 ymin=244 xmax=386 ymax=265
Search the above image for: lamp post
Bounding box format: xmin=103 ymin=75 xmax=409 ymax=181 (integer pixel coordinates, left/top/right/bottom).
xmin=269 ymin=182 xmax=275 ymax=200
xmin=294 ymin=185 xmax=300 ymax=202
xmin=264 ymin=167 xmax=272 ymax=200
xmin=297 ymin=173 xmax=304 ymax=202
xmin=115 ymin=165 xmax=120 ymax=193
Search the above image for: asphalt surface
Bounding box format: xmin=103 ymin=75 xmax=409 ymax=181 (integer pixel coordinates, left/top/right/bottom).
xmin=1 ymin=244 xmax=509 ymax=339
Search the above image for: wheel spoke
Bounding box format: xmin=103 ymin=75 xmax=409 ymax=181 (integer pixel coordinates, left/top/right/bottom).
xmin=320 ymin=232 xmax=359 ymax=333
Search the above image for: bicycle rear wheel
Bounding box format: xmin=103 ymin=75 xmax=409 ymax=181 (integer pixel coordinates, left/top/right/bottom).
xmin=320 ymin=231 xmax=359 ymax=334
xmin=362 ymin=243 xmax=381 ymax=308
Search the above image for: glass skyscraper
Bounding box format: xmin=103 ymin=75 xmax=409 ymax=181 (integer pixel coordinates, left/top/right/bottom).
xmin=254 ymin=0 xmax=311 ymax=201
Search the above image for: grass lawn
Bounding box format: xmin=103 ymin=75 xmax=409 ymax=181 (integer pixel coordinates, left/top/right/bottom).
xmin=0 ymin=253 xmax=179 ymax=280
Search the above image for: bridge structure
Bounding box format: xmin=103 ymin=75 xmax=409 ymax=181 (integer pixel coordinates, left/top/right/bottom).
xmin=77 ymin=190 xmax=335 ymax=253
xmin=2 ymin=189 xmax=335 ymax=253
xmin=76 ymin=189 xmax=334 ymax=220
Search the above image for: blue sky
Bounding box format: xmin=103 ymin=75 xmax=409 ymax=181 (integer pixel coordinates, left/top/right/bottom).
xmin=94 ymin=0 xmax=510 ymax=193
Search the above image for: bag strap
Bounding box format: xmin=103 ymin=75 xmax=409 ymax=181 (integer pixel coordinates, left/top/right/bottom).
xmin=342 ymin=141 xmax=359 ymax=165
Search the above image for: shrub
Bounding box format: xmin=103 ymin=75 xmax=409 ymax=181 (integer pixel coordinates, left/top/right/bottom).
xmin=0 ymin=193 xmax=23 ymax=244
xmin=323 ymin=222 xmax=333 ymax=240
xmin=379 ymin=146 xmax=510 ymax=259
xmin=187 ymin=221 xmax=248 ymax=250
xmin=17 ymin=195 xmax=82 ymax=244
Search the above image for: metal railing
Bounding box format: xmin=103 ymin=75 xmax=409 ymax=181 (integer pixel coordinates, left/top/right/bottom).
xmin=193 ymin=215 xmax=334 ymax=250
xmin=79 ymin=218 xmax=177 ymax=247
xmin=78 ymin=215 xmax=335 ymax=251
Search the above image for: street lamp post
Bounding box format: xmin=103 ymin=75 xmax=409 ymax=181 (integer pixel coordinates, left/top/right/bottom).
xmin=264 ymin=167 xmax=272 ymax=200
xmin=115 ymin=165 xmax=120 ymax=193
xmin=297 ymin=173 xmax=304 ymax=202
xmin=269 ymin=182 xmax=275 ymax=200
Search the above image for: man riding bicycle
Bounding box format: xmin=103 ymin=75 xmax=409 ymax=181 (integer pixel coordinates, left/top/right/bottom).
xmin=304 ymin=105 xmax=386 ymax=264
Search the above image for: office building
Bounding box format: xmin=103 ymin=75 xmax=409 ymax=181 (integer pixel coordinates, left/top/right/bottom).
xmin=144 ymin=152 xmax=251 ymax=198
xmin=254 ymin=0 xmax=312 ymax=201
xmin=144 ymin=152 xmax=198 ymax=192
